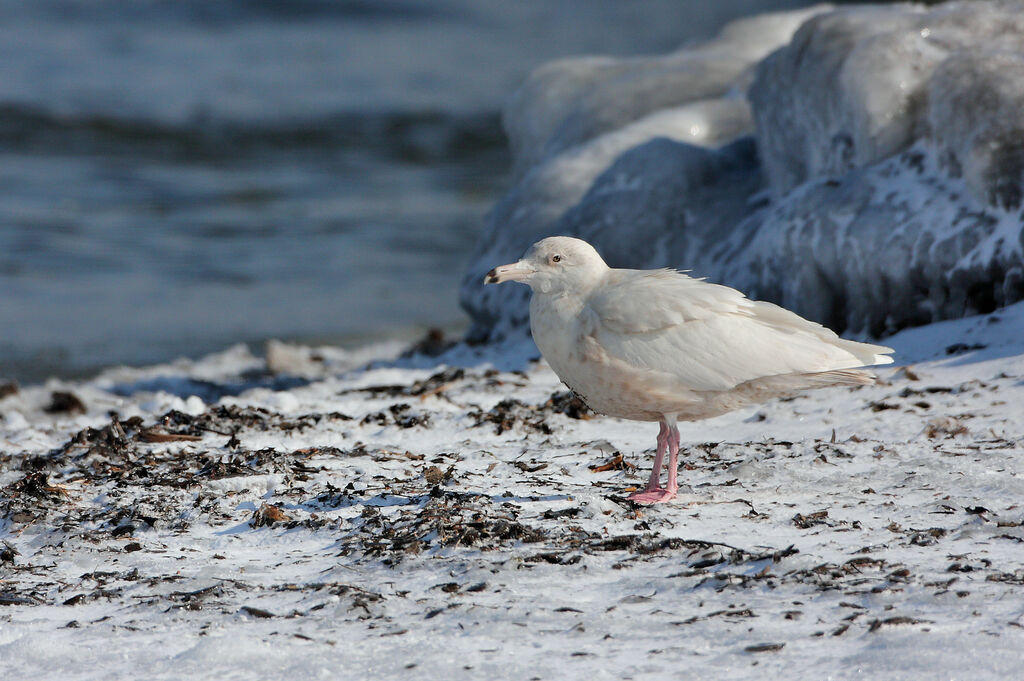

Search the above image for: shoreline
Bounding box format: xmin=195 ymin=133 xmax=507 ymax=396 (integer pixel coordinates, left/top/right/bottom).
xmin=0 ymin=319 xmax=472 ymax=387
xmin=1 ymin=304 xmax=1023 ymax=678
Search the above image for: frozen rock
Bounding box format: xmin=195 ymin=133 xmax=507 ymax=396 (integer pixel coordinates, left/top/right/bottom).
xmin=505 ymin=6 xmax=828 ymax=175
xmin=751 ymin=2 xmax=1024 ymax=200
xmin=749 ymin=5 xmax=933 ymax=195
xmin=461 ymin=6 xmax=825 ymax=341
xmin=556 ymin=137 xmax=761 ymax=270
xmin=462 ymin=1 xmax=1024 ymax=343
xmin=928 ymin=50 xmax=1024 ymax=209
xmin=719 ymin=146 xmax=1024 ymax=336
xmin=462 ymin=100 xmax=755 ymax=339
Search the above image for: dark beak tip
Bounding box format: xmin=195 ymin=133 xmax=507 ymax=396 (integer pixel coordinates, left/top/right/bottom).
xmin=484 ymin=268 xmax=498 ymax=285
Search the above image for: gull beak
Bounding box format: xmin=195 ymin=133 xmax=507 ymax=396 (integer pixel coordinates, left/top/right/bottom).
xmin=484 ymin=260 xmax=534 ymax=285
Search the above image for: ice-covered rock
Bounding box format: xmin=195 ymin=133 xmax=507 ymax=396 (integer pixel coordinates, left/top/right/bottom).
xmin=751 ymin=2 xmax=1024 ymax=200
xmin=721 ymin=147 xmax=1024 ymax=336
xmin=462 ymin=1 xmax=1024 ymax=343
xmin=462 ymin=6 xmax=823 ymax=341
xmin=504 ymin=6 xmax=828 ymax=176
xmin=928 ymin=49 xmax=1024 ymax=209
xmin=749 ymin=5 xmax=933 ymax=195
xmin=464 ymin=100 xmax=756 ymax=339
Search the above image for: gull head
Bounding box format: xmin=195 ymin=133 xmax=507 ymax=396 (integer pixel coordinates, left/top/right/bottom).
xmin=484 ymin=236 xmax=609 ymax=295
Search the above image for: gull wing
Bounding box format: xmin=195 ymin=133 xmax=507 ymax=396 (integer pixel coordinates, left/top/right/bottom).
xmin=583 ymin=269 xmax=893 ymax=393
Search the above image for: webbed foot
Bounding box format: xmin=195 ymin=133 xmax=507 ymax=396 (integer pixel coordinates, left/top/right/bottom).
xmin=627 ymin=488 xmax=677 ymax=504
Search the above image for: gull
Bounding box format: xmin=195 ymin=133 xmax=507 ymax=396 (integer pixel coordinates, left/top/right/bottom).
xmin=485 ymin=236 xmax=894 ymax=504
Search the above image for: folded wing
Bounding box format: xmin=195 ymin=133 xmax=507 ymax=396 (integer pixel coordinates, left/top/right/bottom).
xmin=584 ymin=269 xmax=894 ymax=393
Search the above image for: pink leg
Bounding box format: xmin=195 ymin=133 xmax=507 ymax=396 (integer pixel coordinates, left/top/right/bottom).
xmin=645 ymin=422 xmax=668 ymax=489
xmin=665 ymin=424 xmax=680 ymax=495
xmin=628 ymin=421 xmax=677 ymax=504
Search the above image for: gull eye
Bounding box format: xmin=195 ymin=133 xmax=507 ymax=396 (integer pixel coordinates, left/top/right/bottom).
xmin=551 ymin=254 xmax=562 ymax=263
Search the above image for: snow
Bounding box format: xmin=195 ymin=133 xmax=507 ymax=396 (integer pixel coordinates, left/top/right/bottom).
xmin=3 ymin=303 xmax=1024 ymax=679
xmin=461 ymin=0 xmax=1024 ymax=344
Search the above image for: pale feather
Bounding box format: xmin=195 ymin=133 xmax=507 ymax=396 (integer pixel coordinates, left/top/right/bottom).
xmin=583 ymin=268 xmax=893 ymax=394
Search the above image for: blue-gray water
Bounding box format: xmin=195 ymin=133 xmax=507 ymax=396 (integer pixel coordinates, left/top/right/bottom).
xmin=0 ymin=0 xmax=806 ymax=382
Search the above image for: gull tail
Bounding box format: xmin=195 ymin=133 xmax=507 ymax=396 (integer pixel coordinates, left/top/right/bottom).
xmin=736 ymin=369 xmax=878 ymax=400
xmin=803 ymin=368 xmax=879 ymax=386
xmin=833 ymin=338 xmax=895 ymax=367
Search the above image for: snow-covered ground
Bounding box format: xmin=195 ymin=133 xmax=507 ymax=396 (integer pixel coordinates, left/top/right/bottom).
xmin=2 ymin=304 xmax=1023 ymax=679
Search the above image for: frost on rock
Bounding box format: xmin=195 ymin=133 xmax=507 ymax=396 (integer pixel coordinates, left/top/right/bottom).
xmin=462 ymin=6 xmax=821 ymax=341
xmin=750 ymin=2 xmax=1024 ymax=200
xmin=928 ymin=50 xmax=1024 ymax=209
xmin=503 ymin=6 xmax=826 ymax=176
xmin=462 ymin=100 xmax=756 ymax=341
xmin=462 ymin=1 xmax=1024 ymax=343
xmin=558 ymin=137 xmax=762 ymax=271
xmin=720 ymin=148 xmax=1024 ymax=336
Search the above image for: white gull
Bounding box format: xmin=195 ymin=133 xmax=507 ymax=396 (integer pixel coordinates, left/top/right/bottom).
xmin=485 ymin=236 xmax=894 ymax=504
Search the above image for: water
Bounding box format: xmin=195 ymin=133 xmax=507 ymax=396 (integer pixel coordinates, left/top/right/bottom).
xmin=0 ymin=0 xmax=808 ymax=382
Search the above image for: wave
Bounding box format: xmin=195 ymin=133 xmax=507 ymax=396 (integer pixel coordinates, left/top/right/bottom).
xmin=0 ymin=104 xmax=506 ymax=164
xmin=0 ymin=0 xmax=464 ymax=25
